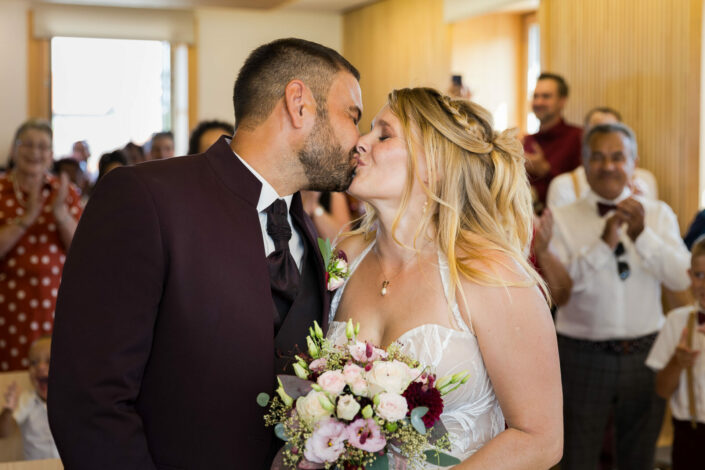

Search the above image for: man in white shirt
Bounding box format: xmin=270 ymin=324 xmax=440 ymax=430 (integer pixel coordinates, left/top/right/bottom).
xmin=545 ymin=107 xmax=658 ymax=209
xmin=547 ymin=122 xmax=691 ymax=470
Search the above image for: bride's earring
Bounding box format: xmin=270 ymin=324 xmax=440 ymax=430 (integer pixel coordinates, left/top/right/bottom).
xmin=423 ymin=199 xmax=429 ymax=214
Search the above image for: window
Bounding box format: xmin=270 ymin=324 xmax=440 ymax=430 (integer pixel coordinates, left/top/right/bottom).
xmin=525 ymin=19 xmax=541 ymax=134
xmin=51 ymin=37 xmax=171 ymax=173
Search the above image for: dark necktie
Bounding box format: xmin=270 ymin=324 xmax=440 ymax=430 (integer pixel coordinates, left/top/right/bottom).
xmin=698 ymin=311 xmax=705 ymax=325
xmin=597 ymin=202 xmax=617 ymax=217
xmin=265 ymin=199 xmax=300 ymax=332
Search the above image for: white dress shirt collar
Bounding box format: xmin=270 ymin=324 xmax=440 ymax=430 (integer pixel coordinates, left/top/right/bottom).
xmin=230 ymin=144 xmax=293 ymax=213
xmin=585 ymin=186 xmax=633 ymax=207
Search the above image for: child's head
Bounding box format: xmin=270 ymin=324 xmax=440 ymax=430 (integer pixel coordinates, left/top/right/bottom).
xmin=28 ymin=336 xmax=51 ymax=401
xmin=689 ymin=236 xmax=705 ymax=308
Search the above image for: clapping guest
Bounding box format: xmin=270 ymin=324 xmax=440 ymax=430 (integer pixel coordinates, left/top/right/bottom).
xmin=545 ymin=122 xmax=690 ymax=469
xmin=0 ymin=119 xmax=83 ymax=371
xmin=545 ymin=107 xmax=658 ymax=208
xmin=188 ymin=120 xmax=234 ymax=155
xmin=523 ymin=73 xmax=582 ymax=210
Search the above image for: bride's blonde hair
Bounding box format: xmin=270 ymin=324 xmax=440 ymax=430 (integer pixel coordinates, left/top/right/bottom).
xmin=353 ymin=87 xmax=545 ymax=306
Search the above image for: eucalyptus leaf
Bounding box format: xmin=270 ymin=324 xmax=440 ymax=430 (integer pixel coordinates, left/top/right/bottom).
xmin=423 ymin=450 xmax=461 ymax=467
xmin=274 ymin=423 xmax=289 ymax=441
xmin=256 ymin=392 xmax=270 ymax=407
xmin=366 ymin=453 xmax=389 ymax=470
xmin=411 ymin=406 xmax=429 ymax=419
xmin=317 ymin=238 xmax=332 ymax=266
xmin=410 ymin=406 xmax=429 ymax=434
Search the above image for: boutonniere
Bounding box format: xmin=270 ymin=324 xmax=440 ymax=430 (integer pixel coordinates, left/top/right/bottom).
xmin=318 ymin=238 xmax=349 ymax=291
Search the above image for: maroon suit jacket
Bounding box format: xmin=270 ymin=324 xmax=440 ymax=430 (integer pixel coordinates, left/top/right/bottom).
xmin=48 ymin=137 xmax=330 ymax=469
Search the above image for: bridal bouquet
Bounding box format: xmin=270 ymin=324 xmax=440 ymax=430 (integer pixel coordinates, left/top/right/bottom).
xmin=258 ymin=320 xmax=467 ymax=469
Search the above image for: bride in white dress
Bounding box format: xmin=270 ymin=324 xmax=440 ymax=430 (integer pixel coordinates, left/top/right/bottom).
xmin=328 ymin=88 xmax=562 ymax=468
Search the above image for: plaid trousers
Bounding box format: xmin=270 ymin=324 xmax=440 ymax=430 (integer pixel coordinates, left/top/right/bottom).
xmin=558 ymin=335 xmax=666 ymax=470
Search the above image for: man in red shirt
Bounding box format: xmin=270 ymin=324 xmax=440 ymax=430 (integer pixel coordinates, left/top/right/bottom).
xmin=524 ymin=73 xmax=582 ymax=209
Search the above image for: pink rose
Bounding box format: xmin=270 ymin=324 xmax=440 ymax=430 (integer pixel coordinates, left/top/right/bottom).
xmin=304 ymin=418 xmax=347 ymax=463
xmin=309 ymin=358 xmax=328 ymax=373
xmin=348 ymin=341 xmax=387 ymax=363
xmin=317 ymin=370 xmax=346 ymax=396
xmin=346 ymin=418 xmax=386 ymax=452
xmin=375 ymin=392 xmax=408 ymax=422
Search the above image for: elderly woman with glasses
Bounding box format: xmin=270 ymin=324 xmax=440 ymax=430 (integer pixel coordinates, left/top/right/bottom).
xmin=0 ymin=119 xmax=82 ymax=371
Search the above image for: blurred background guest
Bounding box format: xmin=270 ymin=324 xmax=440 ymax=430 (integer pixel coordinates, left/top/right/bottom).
xmin=97 ymin=150 xmax=128 ymax=182
xmin=148 ymin=131 xmax=174 ymax=160
xmin=122 ymin=142 xmax=146 ymax=165
xmin=523 ymin=73 xmax=582 ymax=212
xmin=52 ymin=158 xmax=89 ymax=200
xmin=301 ymin=191 xmax=352 ymax=241
xmin=188 ymin=120 xmax=234 ymax=155
xmin=0 ymin=119 xmax=83 ymax=371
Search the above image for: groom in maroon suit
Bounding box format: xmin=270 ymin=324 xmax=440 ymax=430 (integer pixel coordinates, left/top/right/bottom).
xmin=48 ymin=38 xmax=362 ymax=469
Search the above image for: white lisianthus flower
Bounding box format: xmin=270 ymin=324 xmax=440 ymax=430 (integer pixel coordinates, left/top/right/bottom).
xmin=296 ymin=391 xmax=333 ymax=427
xmin=327 ymin=275 xmax=345 ymax=291
xmin=366 ymin=360 xmax=413 ymax=396
xmin=375 ymin=392 xmax=409 ymax=422
xmin=334 ymin=258 xmax=348 ymax=273
xmin=336 ymin=394 xmax=361 ymax=421
xmin=317 ymin=370 xmax=346 ymax=396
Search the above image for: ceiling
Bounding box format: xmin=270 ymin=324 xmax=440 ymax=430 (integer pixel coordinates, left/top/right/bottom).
xmin=35 ymin=0 xmax=378 ymax=12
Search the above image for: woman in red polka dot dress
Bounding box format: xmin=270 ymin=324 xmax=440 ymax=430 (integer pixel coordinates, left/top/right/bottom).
xmin=0 ymin=120 xmax=82 ymax=371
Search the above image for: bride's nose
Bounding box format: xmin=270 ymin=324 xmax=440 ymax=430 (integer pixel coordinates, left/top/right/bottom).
xmin=355 ymin=135 xmax=371 ymax=155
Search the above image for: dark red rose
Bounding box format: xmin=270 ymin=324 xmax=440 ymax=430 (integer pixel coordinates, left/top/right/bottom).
xmin=402 ymin=381 xmax=444 ymax=427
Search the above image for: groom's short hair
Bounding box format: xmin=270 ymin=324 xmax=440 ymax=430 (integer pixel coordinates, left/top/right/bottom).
xmin=233 ymin=38 xmax=359 ymax=130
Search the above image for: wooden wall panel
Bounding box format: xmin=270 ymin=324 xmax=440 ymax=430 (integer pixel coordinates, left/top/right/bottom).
xmin=27 ymin=10 xmax=51 ymax=120
xmin=539 ymin=0 xmax=703 ymax=231
xmin=343 ymin=0 xmax=450 ymax=132
xmin=450 ymin=12 xmax=525 ymax=131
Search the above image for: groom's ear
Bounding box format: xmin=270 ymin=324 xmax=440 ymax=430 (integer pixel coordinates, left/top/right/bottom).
xmin=283 ymin=79 xmax=316 ymax=130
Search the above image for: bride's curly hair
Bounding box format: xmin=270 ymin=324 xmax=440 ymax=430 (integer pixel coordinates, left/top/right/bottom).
xmin=354 ymin=87 xmax=545 ymax=306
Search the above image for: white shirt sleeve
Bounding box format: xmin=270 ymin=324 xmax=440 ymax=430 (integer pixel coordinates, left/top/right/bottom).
xmin=12 ymin=391 xmax=35 ymax=425
xmin=551 ymin=213 xmax=614 ymax=293
xmin=646 ymin=310 xmax=683 ymax=371
xmin=634 ymin=203 xmax=691 ymax=291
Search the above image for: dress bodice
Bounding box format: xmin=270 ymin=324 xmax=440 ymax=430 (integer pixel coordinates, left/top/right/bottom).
xmin=327 ymin=242 xmax=505 ymax=464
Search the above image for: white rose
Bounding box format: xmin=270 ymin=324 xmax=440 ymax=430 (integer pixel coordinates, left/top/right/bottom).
xmin=296 ymin=391 xmax=333 ymax=427
xmin=343 ymin=363 xmax=369 ymax=396
xmin=366 ymin=360 xmax=412 ymax=396
xmin=375 ymin=392 xmax=409 ymax=422
xmin=317 ymin=370 xmax=346 ymax=396
xmin=350 ymin=377 xmax=369 ymax=397
xmin=336 ymin=394 xmax=361 ymax=421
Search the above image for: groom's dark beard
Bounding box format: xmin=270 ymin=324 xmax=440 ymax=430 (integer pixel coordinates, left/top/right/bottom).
xmin=299 ymin=110 xmax=356 ymax=192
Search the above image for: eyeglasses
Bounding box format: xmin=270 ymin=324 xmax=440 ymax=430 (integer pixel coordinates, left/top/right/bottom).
xmin=17 ymin=141 xmax=51 ymax=152
xmin=614 ymin=242 xmax=630 ymax=281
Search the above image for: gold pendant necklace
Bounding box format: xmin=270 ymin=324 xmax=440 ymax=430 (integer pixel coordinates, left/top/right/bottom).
xmin=373 ymin=244 xmax=416 ymax=297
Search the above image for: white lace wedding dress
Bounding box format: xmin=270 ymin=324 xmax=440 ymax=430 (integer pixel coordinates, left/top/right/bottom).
xmin=327 ymin=242 xmax=505 ymax=466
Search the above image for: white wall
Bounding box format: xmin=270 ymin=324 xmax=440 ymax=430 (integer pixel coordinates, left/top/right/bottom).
xmin=0 ymin=0 xmax=29 ymax=167
xmin=195 ymin=7 xmax=343 ymax=124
